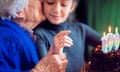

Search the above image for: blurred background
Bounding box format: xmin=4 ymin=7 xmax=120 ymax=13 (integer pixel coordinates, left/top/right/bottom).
xmin=76 ymin=0 xmax=120 ymax=35
xmin=75 ymin=0 xmax=120 ymax=62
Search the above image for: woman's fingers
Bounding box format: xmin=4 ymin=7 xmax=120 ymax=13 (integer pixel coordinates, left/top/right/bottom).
xmin=32 ymin=53 xmax=68 ymax=72
xmin=52 ymin=54 xmax=68 ymax=72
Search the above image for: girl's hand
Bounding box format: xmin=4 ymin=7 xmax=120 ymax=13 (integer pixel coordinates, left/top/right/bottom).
xmin=53 ymin=30 xmax=73 ymax=54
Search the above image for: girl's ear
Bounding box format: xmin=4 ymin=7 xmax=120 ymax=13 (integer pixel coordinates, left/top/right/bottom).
xmin=70 ymin=2 xmax=77 ymax=13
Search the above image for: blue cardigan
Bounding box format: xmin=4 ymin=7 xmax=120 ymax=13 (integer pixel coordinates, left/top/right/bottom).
xmin=0 ymin=19 xmax=39 ymax=72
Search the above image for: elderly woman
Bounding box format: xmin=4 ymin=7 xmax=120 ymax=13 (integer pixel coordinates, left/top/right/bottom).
xmin=0 ymin=0 xmax=67 ymax=72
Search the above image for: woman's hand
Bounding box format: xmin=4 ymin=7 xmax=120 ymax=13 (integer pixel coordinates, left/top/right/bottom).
xmin=31 ymin=30 xmax=72 ymax=72
xmin=31 ymin=53 xmax=68 ymax=72
xmin=53 ymin=30 xmax=73 ymax=54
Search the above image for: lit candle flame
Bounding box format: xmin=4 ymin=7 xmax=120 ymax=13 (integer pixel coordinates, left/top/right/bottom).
xmin=108 ymin=25 xmax=112 ymax=33
xmin=115 ymin=27 xmax=118 ymax=34
xmin=103 ymin=32 xmax=106 ymax=36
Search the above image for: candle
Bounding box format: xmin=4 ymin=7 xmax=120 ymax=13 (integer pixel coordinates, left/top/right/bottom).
xmin=113 ymin=27 xmax=119 ymax=51
xmin=107 ymin=33 xmax=114 ymax=52
xmin=101 ymin=26 xmax=120 ymax=53
xmin=115 ymin=27 xmax=118 ymax=33
xmin=101 ymin=32 xmax=109 ymax=53
xmin=101 ymin=35 xmax=108 ymax=53
xmin=103 ymin=32 xmax=106 ymax=36
xmin=106 ymin=26 xmax=114 ymax=52
xmin=108 ymin=25 xmax=112 ymax=33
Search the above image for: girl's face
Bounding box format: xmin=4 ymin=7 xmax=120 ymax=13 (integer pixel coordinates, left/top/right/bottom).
xmin=43 ymin=0 xmax=76 ymax=24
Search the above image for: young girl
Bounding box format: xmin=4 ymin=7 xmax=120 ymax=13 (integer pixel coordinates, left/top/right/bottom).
xmin=34 ymin=0 xmax=101 ymax=72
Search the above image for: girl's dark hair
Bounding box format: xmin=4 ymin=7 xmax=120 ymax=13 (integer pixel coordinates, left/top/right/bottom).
xmin=68 ymin=0 xmax=80 ymax=23
xmin=74 ymin=0 xmax=80 ymax=4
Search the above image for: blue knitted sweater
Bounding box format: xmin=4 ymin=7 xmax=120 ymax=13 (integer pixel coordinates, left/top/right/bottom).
xmin=0 ymin=18 xmax=39 ymax=72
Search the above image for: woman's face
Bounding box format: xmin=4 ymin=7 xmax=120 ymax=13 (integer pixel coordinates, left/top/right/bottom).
xmin=43 ymin=0 xmax=76 ymax=24
xmin=14 ymin=0 xmax=45 ymax=30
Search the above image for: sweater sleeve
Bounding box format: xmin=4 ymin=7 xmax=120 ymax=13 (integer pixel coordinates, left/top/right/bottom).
xmin=83 ymin=24 xmax=102 ymax=47
xmin=0 ymin=38 xmax=31 ymax=72
xmin=0 ymin=43 xmax=31 ymax=72
xmin=35 ymin=34 xmax=48 ymax=59
xmin=34 ymin=29 xmax=48 ymax=59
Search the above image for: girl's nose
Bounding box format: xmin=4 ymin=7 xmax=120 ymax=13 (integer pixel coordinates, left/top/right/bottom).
xmin=52 ymin=3 xmax=61 ymax=14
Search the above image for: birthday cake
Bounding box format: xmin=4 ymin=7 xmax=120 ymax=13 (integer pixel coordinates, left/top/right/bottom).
xmin=87 ymin=45 xmax=120 ymax=72
xmin=81 ymin=27 xmax=120 ymax=72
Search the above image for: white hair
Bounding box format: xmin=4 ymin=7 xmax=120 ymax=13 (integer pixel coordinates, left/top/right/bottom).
xmin=0 ymin=0 xmax=28 ymax=18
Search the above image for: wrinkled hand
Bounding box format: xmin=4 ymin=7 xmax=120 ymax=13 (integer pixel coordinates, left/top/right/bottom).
xmin=31 ymin=52 xmax=68 ymax=72
xmin=31 ymin=30 xmax=72 ymax=72
xmin=53 ymin=30 xmax=73 ymax=54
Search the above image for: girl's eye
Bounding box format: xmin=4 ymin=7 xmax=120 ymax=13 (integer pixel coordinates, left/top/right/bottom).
xmin=46 ymin=1 xmax=54 ymax=5
xmin=61 ymin=3 xmax=68 ymax=7
xmin=61 ymin=1 xmax=72 ymax=7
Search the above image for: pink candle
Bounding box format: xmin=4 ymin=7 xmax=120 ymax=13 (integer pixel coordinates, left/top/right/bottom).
xmin=101 ymin=32 xmax=109 ymax=53
xmin=107 ymin=26 xmax=113 ymax=52
xmin=101 ymin=35 xmax=108 ymax=53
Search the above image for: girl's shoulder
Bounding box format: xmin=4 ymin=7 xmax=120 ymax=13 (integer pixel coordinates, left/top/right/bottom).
xmin=33 ymin=25 xmax=46 ymax=36
xmin=70 ymin=21 xmax=90 ymax=29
